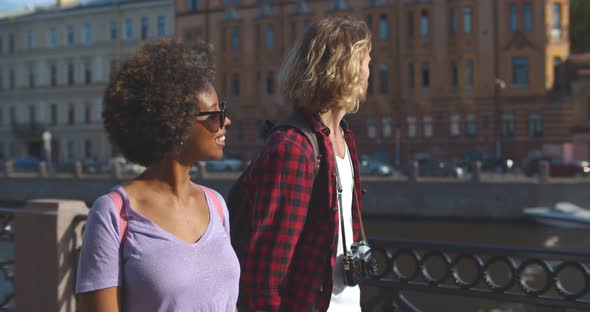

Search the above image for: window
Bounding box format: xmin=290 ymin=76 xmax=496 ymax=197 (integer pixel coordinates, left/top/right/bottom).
xmin=9 ymin=107 xmax=15 ymax=126
xmin=367 ymin=117 xmax=377 ymax=139
xmin=67 ymin=62 xmax=75 ymax=85
xmin=84 ymin=140 xmax=92 ymax=158
xmin=67 ymin=25 xmax=75 ymax=46
xmin=303 ymin=19 xmax=311 ymax=32
xmin=48 ymin=28 xmax=57 ymax=48
xmin=382 ymin=117 xmax=393 ymax=137
xmin=367 ymin=65 xmax=374 ymax=95
xmin=9 ymin=68 xmax=15 ymax=90
xmin=67 ymin=140 xmax=75 ymax=159
xmin=266 ymin=71 xmax=274 ymax=94
xmin=188 ymin=0 xmax=199 ymax=11
xmin=464 ymin=6 xmax=472 ymax=33
xmin=158 ymin=16 xmax=167 ymax=36
xmin=256 ymin=72 xmax=261 ymax=96
xmin=467 ymin=114 xmax=477 ymax=136
xmin=524 ymin=2 xmax=532 ymax=32
xmin=423 ymin=116 xmax=433 ymax=138
xmin=379 ymin=64 xmax=388 ymax=94
xmin=28 ymin=62 xmax=35 ymax=88
xmin=83 ymin=23 xmax=93 ymax=45
xmin=450 ymin=115 xmax=460 ymax=136
xmin=49 ymin=63 xmax=57 ymax=87
xmin=551 ymin=3 xmax=562 ymax=39
xmin=464 ymin=59 xmax=473 ymax=89
xmin=409 ymin=63 xmax=415 ymax=89
xmin=512 ymin=57 xmax=529 ymax=87
xmin=50 ymin=104 xmax=58 ymax=126
xmin=367 ymin=15 xmax=373 ymax=33
xmin=266 ymin=24 xmax=274 ymax=49
xmin=231 ymin=73 xmax=240 ymax=96
xmin=26 ymin=30 xmax=34 ymax=50
xmin=510 ymin=4 xmax=518 ymax=32
xmin=451 ymin=61 xmax=458 ymax=89
xmin=68 ymin=104 xmax=75 ymax=125
xmin=450 ymin=8 xmax=458 ymax=34
xmin=85 ymin=103 xmax=92 ymax=123
xmin=553 ymin=57 xmax=562 ymax=90
xmin=231 ymin=26 xmax=240 ymax=51
xmin=84 ymin=60 xmax=93 ymax=84
xmin=407 ymin=117 xmax=416 ymax=138
xmin=125 ymin=19 xmax=134 ymax=40
xmin=421 ymin=62 xmax=430 ymax=88
xmin=28 ymin=105 xmax=36 ymax=125
xmin=501 ymin=113 xmax=514 ymax=137
xmin=8 ymin=34 xmax=14 ymax=54
xmin=420 ymin=10 xmax=429 ymax=37
xmin=141 ymin=17 xmax=149 ymax=40
xmin=379 ymin=14 xmax=388 ymax=41
xmin=528 ymin=113 xmax=543 ymax=137
xmin=407 ymin=12 xmax=414 ymax=38
xmin=482 ymin=115 xmax=490 ymax=128
xmin=110 ymin=21 xmax=117 ymax=40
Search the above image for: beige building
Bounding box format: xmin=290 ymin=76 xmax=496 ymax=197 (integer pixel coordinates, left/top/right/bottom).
xmin=176 ymin=0 xmax=571 ymax=164
xmin=0 ymin=0 xmax=174 ymax=164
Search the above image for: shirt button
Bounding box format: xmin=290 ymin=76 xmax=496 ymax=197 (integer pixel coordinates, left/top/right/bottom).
xmin=322 ymin=128 xmax=330 ymax=135
xmin=332 ymin=206 xmax=337 ymax=212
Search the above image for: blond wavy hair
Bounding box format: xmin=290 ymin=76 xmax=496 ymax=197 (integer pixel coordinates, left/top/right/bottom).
xmin=278 ymin=16 xmax=371 ymax=114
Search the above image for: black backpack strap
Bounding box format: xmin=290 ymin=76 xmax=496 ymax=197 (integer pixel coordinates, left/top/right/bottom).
xmin=271 ymin=111 xmax=321 ymax=177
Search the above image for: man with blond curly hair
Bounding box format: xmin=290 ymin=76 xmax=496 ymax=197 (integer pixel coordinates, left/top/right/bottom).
xmin=237 ymin=16 xmax=372 ymax=312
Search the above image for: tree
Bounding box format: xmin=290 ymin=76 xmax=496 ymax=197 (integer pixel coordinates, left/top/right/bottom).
xmin=570 ymin=0 xmax=590 ymax=53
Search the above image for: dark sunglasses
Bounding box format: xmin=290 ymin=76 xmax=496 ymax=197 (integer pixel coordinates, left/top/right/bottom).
xmin=196 ymin=101 xmax=227 ymax=129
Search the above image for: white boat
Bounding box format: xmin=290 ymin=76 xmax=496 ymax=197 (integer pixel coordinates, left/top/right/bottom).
xmin=524 ymin=202 xmax=590 ymax=229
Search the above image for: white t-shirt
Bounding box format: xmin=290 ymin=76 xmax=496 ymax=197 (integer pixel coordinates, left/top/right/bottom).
xmin=327 ymin=143 xmax=361 ymax=312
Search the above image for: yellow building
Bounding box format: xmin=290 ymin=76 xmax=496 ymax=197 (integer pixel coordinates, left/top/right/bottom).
xmin=0 ymin=0 xmax=174 ymax=164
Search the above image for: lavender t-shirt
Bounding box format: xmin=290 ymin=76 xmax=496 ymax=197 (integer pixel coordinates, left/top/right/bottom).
xmin=76 ymin=185 xmax=240 ymax=312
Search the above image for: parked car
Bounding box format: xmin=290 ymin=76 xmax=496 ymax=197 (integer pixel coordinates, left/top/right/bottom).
xmin=404 ymin=157 xmax=464 ymax=178
xmin=57 ymin=158 xmax=100 ymax=174
xmin=359 ymin=155 xmax=395 ymax=176
xmin=205 ymin=157 xmax=244 ymax=172
xmin=455 ymin=151 xmax=515 ymax=173
xmin=13 ymin=156 xmax=41 ymax=172
xmin=522 ymin=155 xmax=590 ymax=177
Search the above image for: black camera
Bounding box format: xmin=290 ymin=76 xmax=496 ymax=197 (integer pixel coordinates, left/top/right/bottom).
xmin=343 ymin=241 xmax=373 ymax=286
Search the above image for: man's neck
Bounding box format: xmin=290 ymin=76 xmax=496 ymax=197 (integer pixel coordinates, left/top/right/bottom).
xmin=319 ymin=108 xmax=347 ymax=137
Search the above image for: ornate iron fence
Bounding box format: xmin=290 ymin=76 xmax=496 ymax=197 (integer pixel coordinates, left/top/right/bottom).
xmin=0 ymin=209 xmax=15 ymax=312
xmin=363 ymin=238 xmax=590 ymax=311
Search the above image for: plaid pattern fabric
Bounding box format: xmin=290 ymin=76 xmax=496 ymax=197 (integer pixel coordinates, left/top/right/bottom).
xmin=239 ymin=110 xmax=362 ymax=311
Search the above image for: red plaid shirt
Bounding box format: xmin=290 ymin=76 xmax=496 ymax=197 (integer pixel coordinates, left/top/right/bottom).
xmin=239 ymin=110 xmax=363 ymax=311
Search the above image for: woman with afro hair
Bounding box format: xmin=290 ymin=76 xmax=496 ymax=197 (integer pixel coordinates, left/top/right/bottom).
xmin=75 ymin=39 xmax=239 ymax=312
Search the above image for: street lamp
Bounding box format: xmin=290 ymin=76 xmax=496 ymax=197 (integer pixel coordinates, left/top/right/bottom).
xmin=42 ymin=130 xmax=52 ymax=169
xmin=494 ymin=78 xmax=507 ymax=158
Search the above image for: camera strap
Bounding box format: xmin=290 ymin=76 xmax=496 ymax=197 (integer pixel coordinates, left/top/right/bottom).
xmin=333 ymin=141 xmax=368 ymax=263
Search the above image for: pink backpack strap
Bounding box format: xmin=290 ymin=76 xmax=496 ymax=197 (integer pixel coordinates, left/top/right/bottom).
xmin=200 ymin=186 xmax=225 ymax=226
xmin=107 ymin=190 xmax=128 ymax=247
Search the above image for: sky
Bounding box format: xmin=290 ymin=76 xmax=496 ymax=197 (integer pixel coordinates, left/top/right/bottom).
xmin=0 ymin=0 xmax=56 ymax=13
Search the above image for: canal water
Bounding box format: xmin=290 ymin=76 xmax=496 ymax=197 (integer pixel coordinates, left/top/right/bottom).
xmin=0 ymin=213 xmax=587 ymax=311
xmin=363 ymin=217 xmax=590 ymax=311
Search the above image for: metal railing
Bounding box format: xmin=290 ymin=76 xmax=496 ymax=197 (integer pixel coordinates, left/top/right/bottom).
xmin=363 ymin=238 xmax=590 ymax=311
xmin=0 ymin=210 xmax=15 ymax=311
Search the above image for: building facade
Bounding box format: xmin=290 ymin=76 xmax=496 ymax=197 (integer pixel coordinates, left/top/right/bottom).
xmin=0 ymin=0 xmax=174 ymax=164
xmin=176 ymin=0 xmax=572 ymax=164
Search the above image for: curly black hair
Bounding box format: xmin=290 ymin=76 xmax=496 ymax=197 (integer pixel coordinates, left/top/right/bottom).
xmin=103 ymin=39 xmax=214 ymax=166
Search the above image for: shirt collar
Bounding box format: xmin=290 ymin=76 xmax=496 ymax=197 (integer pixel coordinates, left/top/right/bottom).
xmin=297 ymin=108 xmax=351 ymax=137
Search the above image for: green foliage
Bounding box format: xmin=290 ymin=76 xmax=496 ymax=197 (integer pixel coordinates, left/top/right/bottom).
xmin=570 ymin=0 xmax=590 ymax=53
